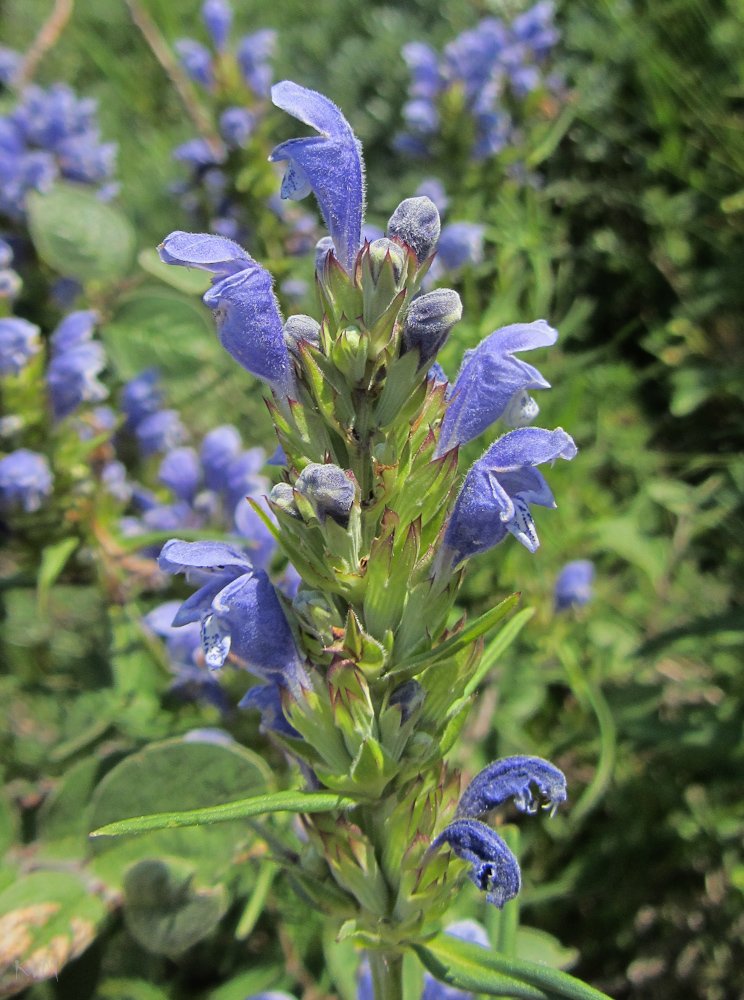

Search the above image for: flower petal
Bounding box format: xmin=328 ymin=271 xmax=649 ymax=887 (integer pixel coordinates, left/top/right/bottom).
xmin=270 ymin=81 xmax=365 ymax=274
xmin=429 ymin=819 xmax=521 ymax=908
xmin=456 ymin=755 xmax=567 ymax=820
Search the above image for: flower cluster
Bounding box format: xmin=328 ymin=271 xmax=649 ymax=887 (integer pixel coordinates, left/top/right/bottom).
xmin=396 ymin=2 xmax=560 ymax=161
xmin=0 ymin=242 xmax=112 ymax=516
xmin=0 ymin=78 xmax=118 ymax=219
xmin=171 ymin=0 xmax=320 ymax=256
xmin=152 ymin=78 xmax=575 ymax=954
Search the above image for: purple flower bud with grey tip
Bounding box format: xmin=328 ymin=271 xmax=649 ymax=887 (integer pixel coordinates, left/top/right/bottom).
xmin=402 ymin=288 xmax=462 ymax=368
xmin=174 ymin=39 xmax=214 ymax=88
xmin=554 ymin=559 xmax=594 ymax=612
xmin=294 ymin=462 xmax=356 ymax=527
xmin=283 ymin=314 xmax=321 ymax=358
xmin=387 ymin=196 xmax=440 ymax=265
xmin=0 ymin=449 xmax=53 ymax=512
xmin=428 ymin=819 xmax=521 ymax=908
xmin=456 ymin=755 xmax=567 ymax=820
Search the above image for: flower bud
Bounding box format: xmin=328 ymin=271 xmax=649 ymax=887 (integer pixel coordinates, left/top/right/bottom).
xmin=294 ymin=463 xmax=356 ymax=527
xmin=269 ymin=481 xmax=301 ymax=518
xmin=283 ymin=314 xmax=321 ymax=358
xmin=402 ymin=288 xmax=462 ymax=368
xmin=292 ymin=589 xmax=343 ymax=643
xmin=365 ymin=238 xmax=406 ymax=286
xmin=387 ymin=196 xmax=440 ymax=264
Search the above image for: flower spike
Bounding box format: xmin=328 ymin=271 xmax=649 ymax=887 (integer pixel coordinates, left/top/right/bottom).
xmin=456 ymin=755 xmax=567 ymax=820
xmin=428 ymin=819 xmax=521 ymax=908
xmin=270 ymin=81 xmax=365 ymax=274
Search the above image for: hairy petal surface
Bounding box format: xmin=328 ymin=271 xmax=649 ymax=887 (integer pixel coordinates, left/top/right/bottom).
xmin=429 ymin=819 xmax=521 ymax=908
xmin=270 ymin=81 xmax=364 ymax=274
xmin=456 ymin=755 xmax=567 ymax=819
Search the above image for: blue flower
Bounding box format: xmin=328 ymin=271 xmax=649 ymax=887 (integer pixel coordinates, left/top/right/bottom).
xmin=159 ymin=538 xmax=309 ymax=695
xmin=0 ymin=317 xmax=41 ymax=375
xmin=428 ymin=819 xmax=521 ymax=908
xmin=554 ymin=559 xmax=594 ymax=612
xmin=120 ymin=369 xmax=162 ymax=430
xmin=158 ymin=231 xmax=294 ymax=397
xmin=220 ymin=107 xmax=255 ymax=148
xmin=234 ymin=492 xmax=277 ymax=570
xmin=47 ymin=338 xmax=108 ymax=421
xmin=456 ymin=755 xmax=567 ymax=820
xmin=49 ymin=310 xmax=97 ymax=353
xmin=174 ymin=39 xmax=214 ymax=88
xmin=158 ymin=447 xmax=202 ymax=502
xmin=401 ymin=42 xmax=442 ymax=100
xmin=173 ymin=137 xmax=225 ymax=168
xmin=270 ymin=81 xmax=365 ymax=274
xmin=101 ymin=460 xmax=132 ymax=502
xmin=403 ymin=98 xmax=439 ymax=135
xmin=0 ymin=449 xmax=53 ymax=512
xmin=239 ymin=682 xmax=301 ymax=738
xmin=135 ymin=409 xmax=187 ymax=456
xmin=200 ymin=424 xmax=242 ymax=491
xmin=431 ymin=222 xmax=485 ymax=278
xmin=236 ymin=30 xmax=277 ymax=97
xmin=420 ymin=921 xmax=490 ymax=1000
xmin=202 ymin=0 xmax=233 ymax=51
xmin=442 ymin=426 xmax=577 ymax=562
xmin=415 ymin=177 xmax=449 ymax=214
xmin=225 ymin=446 xmax=266 ymax=509
xmin=0 ymin=46 xmax=21 ymax=86
xmin=435 ymin=320 xmax=558 ymax=456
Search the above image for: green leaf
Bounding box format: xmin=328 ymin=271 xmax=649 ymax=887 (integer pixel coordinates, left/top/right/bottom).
xmin=323 ymin=922 xmax=360 ymax=1000
xmin=516 ymin=928 xmax=579 ymax=972
xmin=464 ymin=607 xmax=535 ymax=697
xmin=97 ymin=979 xmax=172 ymax=1000
xmin=235 ymin=860 xmax=278 ymax=940
xmin=0 ymin=870 xmax=107 ymax=993
xmin=391 ymin=593 xmax=520 ymax=678
xmin=37 ymin=537 xmax=78 ymax=616
xmin=414 ymin=933 xmax=610 ymax=1000
xmin=90 ymin=789 xmax=357 ymax=838
xmin=138 ymin=247 xmax=212 ymax=294
xmin=123 ymin=857 xmax=227 ymax=958
xmin=27 ymin=183 xmax=135 ymax=283
xmin=206 ymin=966 xmax=285 ymax=1000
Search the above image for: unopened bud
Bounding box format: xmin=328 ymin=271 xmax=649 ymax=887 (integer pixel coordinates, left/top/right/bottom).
xmin=284 ymin=314 xmax=321 ymax=358
xmin=269 ymin=481 xmax=301 ymax=518
xmin=295 ymin=462 xmax=355 ymax=527
xmin=292 ymin=589 xmax=343 ymax=642
xmin=314 ymin=235 xmax=335 ymax=277
xmin=366 ymin=238 xmax=406 ymax=287
xmin=387 ymin=196 xmax=440 ymax=264
xmin=402 ymin=288 xmax=462 ymax=367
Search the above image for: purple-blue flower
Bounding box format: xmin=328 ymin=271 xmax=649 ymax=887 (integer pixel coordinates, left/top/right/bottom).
xmin=432 ymin=222 xmax=485 ymax=277
xmin=135 ymin=409 xmax=187 ymax=456
xmin=49 ymin=310 xmax=97 ymax=353
xmin=401 ymin=42 xmax=442 ymax=100
xmin=236 ymin=30 xmax=276 ymax=97
xmin=269 ymin=81 xmax=365 ymax=274
xmin=0 ymin=449 xmax=53 ymax=512
xmin=173 ymin=137 xmax=225 ymax=168
xmin=554 ymin=559 xmax=594 ymax=612
xmin=200 ymin=424 xmax=242 ymax=491
xmin=120 ymin=369 xmax=162 ymax=429
xmin=428 ymin=819 xmax=521 ymax=908
xmin=0 ymin=317 xmax=41 ymax=375
xmin=47 ymin=339 xmax=108 ymax=421
xmin=158 ymin=231 xmax=294 ymax=397
xmin=101 ymin=460 xmax=132 ymax=502
xmin=436 ymin=320 xmax=558 ymax=456
xmin=220 ymin=107 xmax=255 ymax=148
xmin=456 ymin=755 xmax=567 ymax=820
xmin=442 ymin=426 xmax=577 ymax=562
xmin=415 ymin=177 xmax=449 ymax=214
xmin=239 ymin=681 xmax=300 ymax=738
xmin=158 ymin=447 xmax=202 ymax=502
xmin=158 ymin=538 xmax=309 ymax=695
xmin=174 ymin=39 xmax=214 ymax=88
xmin=202 ymin=0 xmax=233 ymax=51
xmin=0 ymin=46 xmax=21 ymax=86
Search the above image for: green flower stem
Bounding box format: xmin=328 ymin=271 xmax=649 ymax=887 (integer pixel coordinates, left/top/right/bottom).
xmin=495 ymin=825 xmax=520 ymax=957
xmin=369 ymin=950 xmax=405 ymax=1000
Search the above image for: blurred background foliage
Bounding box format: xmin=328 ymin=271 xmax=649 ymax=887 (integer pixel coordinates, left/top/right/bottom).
xmin=0 ymin=0 xmax=743 ymax=999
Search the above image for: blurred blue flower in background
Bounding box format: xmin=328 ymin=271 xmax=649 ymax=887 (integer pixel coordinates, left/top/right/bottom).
xmin=554 ymin=559 xmax=595 ymax=611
